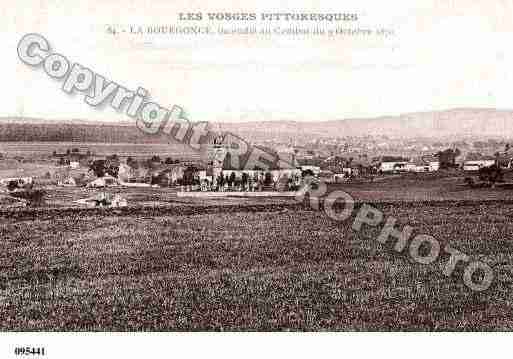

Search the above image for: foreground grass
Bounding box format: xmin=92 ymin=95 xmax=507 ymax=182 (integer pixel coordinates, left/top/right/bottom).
xmin=0 ymin=202 xmax=512 ymax=330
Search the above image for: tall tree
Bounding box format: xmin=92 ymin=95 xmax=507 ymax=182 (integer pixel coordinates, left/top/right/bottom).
xmin=89 ymin=160 xmax=106 ymax=177
xmin=435 ymin=148 xmax=461 ymax=169
xmin=229 ymin=172 xmax=236 ymax=186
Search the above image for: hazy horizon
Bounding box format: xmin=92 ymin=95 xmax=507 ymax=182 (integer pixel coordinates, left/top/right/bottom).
xmin=1 ymin=107 xmax=513 ymax=141
xmin=1 ymin=106 xmax=513 ymax=125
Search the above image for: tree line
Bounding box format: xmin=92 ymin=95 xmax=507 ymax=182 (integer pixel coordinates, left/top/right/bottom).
xmin=0 ymin=123 xmax=174 ymax=143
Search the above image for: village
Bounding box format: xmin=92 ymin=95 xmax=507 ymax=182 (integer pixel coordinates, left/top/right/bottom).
xmin=1 ymin=136 xmax=512 ymax=208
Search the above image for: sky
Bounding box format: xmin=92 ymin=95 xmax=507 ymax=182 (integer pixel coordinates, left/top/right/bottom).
xmin=3 ymin=0 xmax=513 ymax=123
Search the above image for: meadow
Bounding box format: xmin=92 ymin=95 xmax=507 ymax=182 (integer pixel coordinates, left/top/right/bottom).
xmin=0 ymin=142 xmax=199 ymax=160
xmin=0 ymin=145 xmax=512 ymax=331
xmin=0 ymin=200 xmax=511 ymax=331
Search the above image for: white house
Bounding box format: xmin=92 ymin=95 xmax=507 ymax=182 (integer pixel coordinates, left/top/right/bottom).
xmin=380 ymin=161 xmax=408 ymax=173
xmin=406 ymin=159 xmax=439 ymax=172
xmin=428 ymin=161 xmax=440 ymax=172
xmin=463 ymin=160 xmax=495 ymax=171
xmin=406 ymin=163 xmax=428 ymax=173
xmin=58 ymin=176 xmax=77 ymax=187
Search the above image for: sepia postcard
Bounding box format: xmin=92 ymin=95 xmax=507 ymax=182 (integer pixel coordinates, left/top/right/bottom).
xmin=1 ymin=0 xmax=512 ymax=357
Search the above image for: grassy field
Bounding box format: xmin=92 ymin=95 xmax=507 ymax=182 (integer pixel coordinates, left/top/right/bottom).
xmin=9 ymin=170 xmax=513 ymax=209
xmin=1 ymin=159 xmax=512 ymax=331
xmin=0 ymin=199 xmax=511 ymax=331
xmin=329 ymin=172 xmax=513 ymax=202
xmin=0 ymin=142 xmax=199 ymax=159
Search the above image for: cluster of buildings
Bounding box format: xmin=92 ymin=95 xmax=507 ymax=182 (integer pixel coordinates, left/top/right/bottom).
xmin=43 ymin=139 xmax=513 ymax=191
xmin=49 ymin=145 xmax=307 ymax=191
xmin=377 ymin=155 xmax=440 ymax=174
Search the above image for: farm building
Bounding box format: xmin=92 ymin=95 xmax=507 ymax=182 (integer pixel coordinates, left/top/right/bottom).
xmin=86 ymin=175 xmax=119 ymax=188
xmin=463 ymin=154 xmax=496 ymax=171
xmin=346 ymin=158 xmax=375 ymax=177
xmin=406 ymin=161 xmax=428 ymax=173
xmin=58 ymin=176 xmax=77 ymax=187
xmin=429 ymin=161 xmax=440 ymax=171
xmin=0 ymin=177 xmax=33 ymax=190
xmin=53 ymin=167 xmax=94 ymax=187
xmin=380 ymin=161 xmax=408 ymax=173
xmin=0 ymin=176 xmax=33 ymax=186
xmin=300 ymin=165 xmax=321 ymax=177
xmin=494 ymin=154 xmax=513 ymax=169
xmin=150 ymin=165 xmax=186 ymax=186
xmin=463 ymin=160 xmax=496 ymax=171
xmin=406 ymin=156 xmax=440 ymax=173
xmin=117 ymin=163 xmax=136 ymax=182
xmin=422 ymin=155 xmax=440 ymax=172
xmin=53 ymin=149 xmax=92 ymax=167
xmin=118 ymin=163 xmax=150 ymax=183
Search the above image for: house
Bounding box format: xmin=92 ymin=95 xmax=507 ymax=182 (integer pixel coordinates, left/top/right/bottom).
xmin=463 ymin=160 xmax=495 ymax=171
xmin=86 ymin=175 xmax=119 ymax=188
xmin=499 ymin=157 xmax=513 ymax=169
xmin=320 ymin=155 xmax=376 ymax=179
xmin=58 ymin=176 xmax=77 ymax=187
xmin=380 ymin=161 xmax=408 ymax=173
xmin=406 ymin=162 xmax=428 ymax=173
xmin=406 ymin=156 xmax=439 ymax=173
xmin=332 ymin=173 xmax=349 ymax=182
xmin=323 ymin=164 xmax=348 ymax=180
xmin=53 ymin=149 xmax=92 ymax=167
xmin=150 ymin=165 xmax=186 ymax=186
xmin=349 ymin=158 xmax=375 ymax=177
xmin=463 ymin=154 xmax=496 ymax=171
xmin=422 ymin=155 xmax=440 ymax=172
xmin=117 ymin=163 xmax=136 ymax=183
xmin=52 ymin=167 xmax=93 ymax=187
xmin=429 ymin=161 xmax=440 ymax=172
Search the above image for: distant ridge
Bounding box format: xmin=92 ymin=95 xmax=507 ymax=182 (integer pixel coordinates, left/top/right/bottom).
xmin=216 ymin=108 xmax=513 ymax=140
xmin=0 ymin=108 xmax=512 ymax=142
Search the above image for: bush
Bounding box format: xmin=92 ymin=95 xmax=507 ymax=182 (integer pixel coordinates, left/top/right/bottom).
xmin=10 ymin=189 xmax=46 ymax=206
